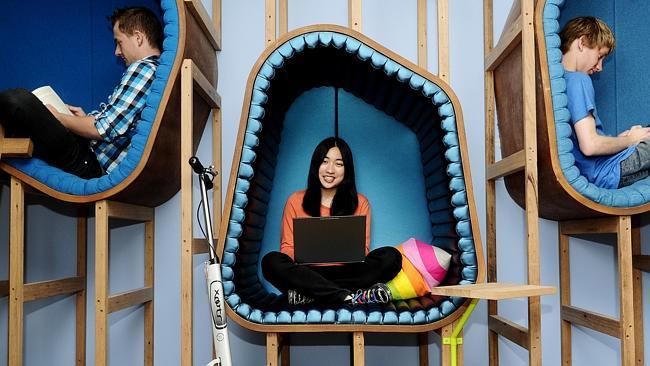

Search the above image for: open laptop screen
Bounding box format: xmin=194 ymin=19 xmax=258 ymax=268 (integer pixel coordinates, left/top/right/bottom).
xmin=293 ymin=215 xmax=366 ymax=264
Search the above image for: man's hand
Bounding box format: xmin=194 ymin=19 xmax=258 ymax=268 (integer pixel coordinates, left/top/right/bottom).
xmin=67 ymin=105 xmax=86 ymax=117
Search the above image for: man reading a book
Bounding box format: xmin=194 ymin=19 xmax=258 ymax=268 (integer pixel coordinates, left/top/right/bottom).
xmin=0 ymin=7 xmax=162 ymax=179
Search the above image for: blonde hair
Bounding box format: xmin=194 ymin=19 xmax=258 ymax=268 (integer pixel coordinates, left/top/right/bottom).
xmin=559 ymin=16 xmax=615 ymax=54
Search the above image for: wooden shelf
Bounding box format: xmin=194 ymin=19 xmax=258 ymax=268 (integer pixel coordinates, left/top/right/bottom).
xmin=429 ymin=282 xmax=556 ymax=300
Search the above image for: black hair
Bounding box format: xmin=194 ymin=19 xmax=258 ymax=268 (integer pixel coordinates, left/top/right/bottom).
xmin=109 ymin=7 xmax=163 ymax=51
xmin=302 ymin=137 xmax=358 ymax=217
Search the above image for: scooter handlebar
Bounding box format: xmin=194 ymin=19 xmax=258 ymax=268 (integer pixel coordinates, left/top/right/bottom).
xmin=189 ymin=156 xmax=205 ymax=174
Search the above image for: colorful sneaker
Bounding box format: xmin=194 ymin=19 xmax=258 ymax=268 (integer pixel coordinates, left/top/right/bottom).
xmin=348 ymin=283 xmax=392 ymax=306
xmin=287 ymin=289 xmax=315 ymax=305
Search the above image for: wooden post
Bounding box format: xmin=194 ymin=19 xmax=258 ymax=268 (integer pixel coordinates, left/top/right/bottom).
xmin=618 ymin=216 xmax=636 ymax=366
xmin=265 ymin=0 xmax=276 ymax=45
xmin=437 ymin=0 xmax=449 ymax=82
xmin=351 ymin=332 xmax=365 ymax=366
xmin=632 ymin=217 xmax=645 ymax=366
xmin=417 ymin=0 xmax=427 ymax=69
xmin=559 ymin=223 xmax=572 ymax=365
xmin=418 ymin=332 xmax=429 ymax=366
xmin=144 ymin=216 xmax=155 ymax=365
xmin=95 ymin=200 xmax=110 ymax=366
xmin=348 ymin=0 xmax=362 ymax=32
xmin=279 ymin=0 xmax=288 ymax=35
xmin=180 ymin=59 xmax=195 ymax=366
xmin=75 ymin=213 xmax=88 ymax=366
xmin=8 ymin=177 xmax=25 ymax=366
xmin=267 ymin=332 xmax=279 ymax=366
xmin=440 ymin=323 xmax=452 ymax=366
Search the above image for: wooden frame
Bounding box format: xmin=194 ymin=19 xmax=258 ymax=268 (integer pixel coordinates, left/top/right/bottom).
xmin=179 ymin=58 xmax=221 ymax=365
xmin=0 ymin=0 xmax=219 ymax=208
xmin=559 ymin=217 xmax=644 ymax=365
xmin=484 ymin=0 xmax=544 ymax=365
xmin=95 ymin=200 xmax=155 ymax=366
xmin=7 ymin=178 xmax=88 ymax=366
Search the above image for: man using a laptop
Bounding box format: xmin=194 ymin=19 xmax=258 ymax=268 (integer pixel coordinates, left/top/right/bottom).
xmin=261 ymin=137 xmax=402 ymax=306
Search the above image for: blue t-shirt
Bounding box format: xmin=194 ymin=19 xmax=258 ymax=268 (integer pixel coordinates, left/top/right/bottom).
xmin=564 ymin=71 xmax=635 ymax=189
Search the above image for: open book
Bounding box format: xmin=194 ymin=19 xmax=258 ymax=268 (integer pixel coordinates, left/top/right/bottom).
xmin=32 ymin=86 xmax=73 ymax=116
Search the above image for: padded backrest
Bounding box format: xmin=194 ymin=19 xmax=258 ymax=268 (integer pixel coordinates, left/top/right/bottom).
xmin=558 ymin=0 xmax=650 ymax=135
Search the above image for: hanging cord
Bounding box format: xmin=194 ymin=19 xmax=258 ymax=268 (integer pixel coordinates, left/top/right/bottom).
xmin=334 ymin=87 xmax=339 ymax=138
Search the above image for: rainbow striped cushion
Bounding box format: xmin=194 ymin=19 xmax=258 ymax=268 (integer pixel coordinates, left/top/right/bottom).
xmin=386 ymin=238 xmax=451 ymax=300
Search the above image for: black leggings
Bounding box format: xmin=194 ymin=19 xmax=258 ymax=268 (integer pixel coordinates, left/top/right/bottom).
xmin=0 ymin=88 xmax=102 ymax=179
xmin=261 ymin=246 xmax=402 ymax=304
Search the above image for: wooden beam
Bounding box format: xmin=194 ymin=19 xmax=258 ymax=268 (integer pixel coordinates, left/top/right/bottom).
xmin=184 ymin=0 xmax=221 ymax=51
xmin=617 ymin=216 xmax=636 ymax=365
xmin=486 ymin=150 xmax=525 ymax=180
xmin=0 ymin=280 xmax=7 ymax=297
xmin=561 ymin=305 xmax=620 ymax=338
xmin=351 ymin=332 xmax=365 ymax=365
xmin=265 ymin=0 xmax=276 ymax=45
xmin=23 ymin=277 xmax=85 ymax=302
xmin=437 ymin=0 xmax=449 ymax=82
xmin=213 ymin=0 xmax=222 ymax=49
xmin=108 ymin=287 xmax=154 ymax=314
xmin=193 ymin=238 xmax=211 ymax=254
xmin=95 ymin=200 xmax=110 ymax=366
xmin=418 ymin=332 xmax=429 ymax=365
xmin=267 ymin=332 xmax=279 ymax=366
xmin=180 ymin=58 xmax=195 ymax=366
xmin=428 ymin=283 xmax=555 ymax=300
xmin=144 ymin=217 xmax=155 ymax=366
xmin=106 ymin=200 xmax=154 ymax=222
xmin=2 ymin=138 xmax=33 ymax=158
xmin=348 ymin=0 xmax=362 ymax=32
xmin=559 ymin=217 xmax=618 ymax=235
xmin=485 ymin=14 xmax=522 ymax=71
xmin=279 ymin=0 xmax=288 ymax=35
xmin=76 ymin=214 xmax=88 ymax=366
xmin=9 ymin=177 xmax=25 ymax=366
xmin=633 ymin=255 xmax=650 ymax=272
xmin=417 ymin=0 xmax=427 ymax=69
xmin=559 ymin=227 xmax=572 ymax=364
xmin=192 ymin=61 xmax=221 ymax=109
xmin=488 ymin=314 xmax=529 ymax=349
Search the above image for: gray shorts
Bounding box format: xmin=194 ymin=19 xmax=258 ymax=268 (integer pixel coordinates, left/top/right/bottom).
xmin=619 ymin=140 xmax=650 ymax=187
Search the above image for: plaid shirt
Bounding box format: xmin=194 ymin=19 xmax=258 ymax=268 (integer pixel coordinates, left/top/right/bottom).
xmin=90 ymin=55 xmax=159 ymax=173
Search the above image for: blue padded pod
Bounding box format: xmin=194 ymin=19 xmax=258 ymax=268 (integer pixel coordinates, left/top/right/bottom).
xmin=543 ymin=0 xmax=650 ymax=207
xmin=221 ymin=27 xmax=480 ymax=327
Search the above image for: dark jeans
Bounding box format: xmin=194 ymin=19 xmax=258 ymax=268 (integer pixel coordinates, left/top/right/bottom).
xmin=0 ymin=88 xmax=102 ymax=179
xmin=261 ymin=246 xmax=402 ymax=304
xmin=619 ymin=140 xmax=650 ymax=187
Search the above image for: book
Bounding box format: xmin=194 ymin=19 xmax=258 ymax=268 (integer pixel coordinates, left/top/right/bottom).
xmin=32 ymin=86 xmax=73 ymax=116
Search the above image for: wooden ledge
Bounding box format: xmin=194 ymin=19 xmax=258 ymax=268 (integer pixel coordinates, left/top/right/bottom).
xmin=428 ymin=282 xmax=556 ymax=300
xmin=1 ymin=137 xmax=33 ymax=158
xmin=488 ymin=314 xmax=529 ymax=349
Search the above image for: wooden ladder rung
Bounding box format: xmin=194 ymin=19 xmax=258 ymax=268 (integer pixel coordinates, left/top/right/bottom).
xmin=488 ymin=314 xmax=529 ymax=349
xmin=485 ymin=13 xmax=522 ymax=71
xmin=1 ymin=138 xmax=34 ymax=158
xmin=105 ymin=201 xmax=154 ymax=222
xmin=107 ymin=286 xmax=153 ymax=314
xmin=184 ymin=59 xmax=221 ymax=109
xmin=23 ymin=276 xmax=85 ymax=302
xmin=486 ymin=150 xmax=526 ymax=180
xmin=0 ymin=280 xmax=8 ymax=297
xmin=633 ymin=255 xmax=650 ymax=272
xmin=561 ymin=305 xmax=620 ymax=338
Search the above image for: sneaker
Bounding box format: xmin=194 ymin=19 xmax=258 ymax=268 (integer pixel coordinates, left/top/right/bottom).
xmin=348 ymin=283 xmax=392 ymax=306
xmin=287 ymin=289 xmax=315 ymax=305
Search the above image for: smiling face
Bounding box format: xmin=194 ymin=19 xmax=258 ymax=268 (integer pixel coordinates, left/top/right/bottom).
xmin=113 ymin=21 xmax=142 ymax=65
xmin=318 ymin=147 xmax=345 ymax=191
xmin=578 ymin=40 xmax=610 ymax=75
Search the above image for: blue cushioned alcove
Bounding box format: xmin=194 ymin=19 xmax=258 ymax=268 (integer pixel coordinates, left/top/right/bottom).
xmin=220 ymin=26 xmax=482 ymax=327
xmin=542 ymin=0 xmax=650 ymax=208
xmin=0 ymin=0 xmax=182 ymax=204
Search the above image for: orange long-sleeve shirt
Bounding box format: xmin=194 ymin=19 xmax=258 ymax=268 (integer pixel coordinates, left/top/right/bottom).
xmin=280 ymin=190 xmax=371 ymax=261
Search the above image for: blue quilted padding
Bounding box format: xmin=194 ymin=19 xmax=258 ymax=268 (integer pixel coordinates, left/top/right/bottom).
xmin=223 ymin=30 xmax=478 ymax=326
xmin=544 ymin=0 xmax=650 ymax=206
xmin=3 ymin=0 xmax=178 ymax=196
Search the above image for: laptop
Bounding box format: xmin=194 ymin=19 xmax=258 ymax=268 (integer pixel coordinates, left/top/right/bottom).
xmin=293 ymin=215 xmax=366 ymax=264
